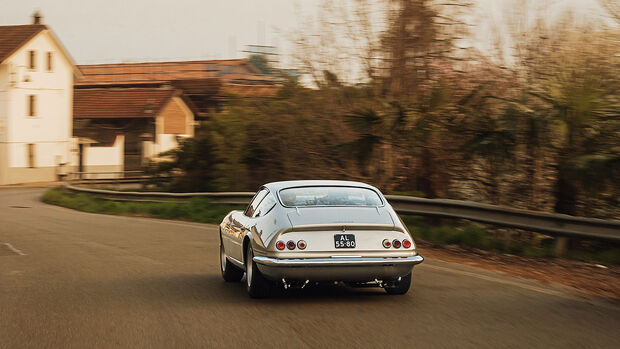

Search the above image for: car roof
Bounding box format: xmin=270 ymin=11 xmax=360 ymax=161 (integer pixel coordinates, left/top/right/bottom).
xmin=262 ymin=180 xmax=381 ymax=193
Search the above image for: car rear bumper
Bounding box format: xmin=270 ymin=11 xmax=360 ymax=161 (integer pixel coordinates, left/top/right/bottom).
xmin=253 ymin=255 xmax=423 ymax=282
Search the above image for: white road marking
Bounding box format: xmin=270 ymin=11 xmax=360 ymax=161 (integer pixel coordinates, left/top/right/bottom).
xmin=2 ymin=242 xmax=26 ymax=256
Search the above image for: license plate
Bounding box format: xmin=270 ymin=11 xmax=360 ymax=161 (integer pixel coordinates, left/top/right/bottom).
xmin=334 ymin=234 xmax=356 ymax=248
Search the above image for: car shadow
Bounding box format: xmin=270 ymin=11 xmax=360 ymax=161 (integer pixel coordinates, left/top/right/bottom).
xmin=102 ymin=272 xmax=396 ymax=306
xmin=268 ymin=282 xmax=389 ymax=301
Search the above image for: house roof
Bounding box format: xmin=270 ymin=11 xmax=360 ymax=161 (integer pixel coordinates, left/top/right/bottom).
xmin=0 ymin=23 xmax=81 ymax=77
xmin=0 ymin=24 xmax=46 ymax=62
xmin=75 ymin=59 xmax=280 ymax=97
xmin=76 ymin=59 xmax=277 ymax=85
xmin=76 ymin=61 xmax=217 ymax=86
xmin=73 ymin=88 xmax=177 ymax=119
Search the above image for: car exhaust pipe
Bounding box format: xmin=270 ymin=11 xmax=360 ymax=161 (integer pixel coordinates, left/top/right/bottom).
xmin=281 ymin=278 xmax=310 ymax=290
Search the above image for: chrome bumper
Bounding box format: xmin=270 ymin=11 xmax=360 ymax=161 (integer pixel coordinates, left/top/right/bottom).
xmin=253 ymin=255 xmax=424 ymax=282
xmin=253 ymin=255 xmax=424 ymax=267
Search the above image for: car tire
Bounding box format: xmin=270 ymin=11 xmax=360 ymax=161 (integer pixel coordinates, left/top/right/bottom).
xmin=384 ymin=273 xmax=412 ymax=295
xmin=245 ymin=245 xmax=271 ymax=298
xmin=220 ymin=240 xmax=243 ymax=282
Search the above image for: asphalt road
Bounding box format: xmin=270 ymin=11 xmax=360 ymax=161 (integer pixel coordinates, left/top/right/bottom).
xmin=1 ymin=187 xmax=618 ymax=348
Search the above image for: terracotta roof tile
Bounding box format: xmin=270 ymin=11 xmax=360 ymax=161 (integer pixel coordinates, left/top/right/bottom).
xmin=76 ymin=61 xmax=217 ymax=85
xmin=74 ymin=88 xmax=176 ymax=119
xmin=75 ymin=59 xmax=278 ymax=88
xmin=0 ymin=25 xmax=46 ymax=62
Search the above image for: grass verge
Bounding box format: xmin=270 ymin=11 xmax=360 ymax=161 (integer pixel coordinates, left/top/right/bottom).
xmin=42 ymin=187 xmax=245 ymax=224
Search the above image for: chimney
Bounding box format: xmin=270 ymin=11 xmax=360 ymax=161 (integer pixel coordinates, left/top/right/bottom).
xmin=33 ymin=11 xmax=42 ymax=25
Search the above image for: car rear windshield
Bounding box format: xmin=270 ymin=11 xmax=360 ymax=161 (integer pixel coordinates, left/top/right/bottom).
xmin=279 ymin=186 xmax=383 ymax=207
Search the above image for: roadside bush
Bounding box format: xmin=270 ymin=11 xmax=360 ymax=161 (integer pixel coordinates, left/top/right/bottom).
xmin=460 ymin=226 xmax=486 ymax=248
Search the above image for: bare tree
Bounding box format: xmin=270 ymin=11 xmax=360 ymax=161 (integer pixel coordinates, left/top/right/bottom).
xmin=379 ymin=0 xmax=471 ymax=98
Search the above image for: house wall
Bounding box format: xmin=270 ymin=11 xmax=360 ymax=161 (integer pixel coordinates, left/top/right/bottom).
xmin=0 ymin=63 xmax=8 ymax=184
xmin=161 ymin=96 xmax=192 ymax=134
xmin=144 ymin=96 xmax=194 ymax=161
xmin=0 ymin=30 xmax=74 ymax=184
xmin=83 ymin=134 xmax=124 ymax=176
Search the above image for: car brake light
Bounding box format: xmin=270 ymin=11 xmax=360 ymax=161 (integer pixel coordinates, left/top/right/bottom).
xmin=392 ymin=239 xmax=401 ymax=248
xmin=297 ymin=240 xmax=307 ymax=250
xmin=382 ymin=239 xmax=391 ymax=248
xmin=287 ymin=240 xmax=296 ymax=250
xmin=403 ymin=239 xmax=412 ymax=248
xmin=276 ymin=241 xmax=285 ymax=250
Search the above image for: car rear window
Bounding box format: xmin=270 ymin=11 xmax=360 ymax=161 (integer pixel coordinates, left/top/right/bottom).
xmin=279 ymin=186 xmax=383 ymax=207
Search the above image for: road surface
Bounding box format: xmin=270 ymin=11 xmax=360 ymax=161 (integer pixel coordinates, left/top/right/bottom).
xmin=1 ymin=187 xmax=618 ymax=348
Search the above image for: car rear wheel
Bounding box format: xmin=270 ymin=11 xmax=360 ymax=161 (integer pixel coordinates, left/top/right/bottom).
xmin=245 ymin=245 xmax=271 ymax=298
xmin=220 ymin=241 xmax=243 ymax=282
xmin=384 ymin=273 xmax=412 ymax=295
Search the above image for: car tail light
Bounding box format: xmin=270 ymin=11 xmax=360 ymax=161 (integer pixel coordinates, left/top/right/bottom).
xmin=276 ymin=241 xmax=285 ymax=250
xmin=287 ymin=240 xmax=296 ymax=250
xmin=403 ymin=239 xmax=412 ymax=248
xmin=297 ymin=240 xmax=307 ymax=250
xmin=382 ymin=239 xmax=391 ymax=248
xmin=392 ymin=239 xmax=401 ymax=248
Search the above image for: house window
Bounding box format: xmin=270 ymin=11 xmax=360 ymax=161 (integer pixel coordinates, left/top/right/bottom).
xmin=46 ymin=52 xmax=53 ymax=71
xmin=28 ymin=50 xmax=36 ymax=70
xmin=28 ymin=95 xmax=36 ymax=117
xmin=28 ymin=144 xmax=36 ymax=168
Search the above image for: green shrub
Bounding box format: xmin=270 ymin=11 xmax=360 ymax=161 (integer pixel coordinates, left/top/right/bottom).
xmin=596 ymin=248 xmax=620 ymax=265
xmin=522 ymin=246 xmax=552 ymax=258
xmin=566 ymin=248 xmax=620 ymax=265
xmin=461 ymin=226 xmax=486 ymax=248
xmin=506 ymin=241 xmax=526 ymax=255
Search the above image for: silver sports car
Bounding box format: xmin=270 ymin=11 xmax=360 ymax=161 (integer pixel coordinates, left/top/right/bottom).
xmin=219 ymin=180 xmax=424 ymax=298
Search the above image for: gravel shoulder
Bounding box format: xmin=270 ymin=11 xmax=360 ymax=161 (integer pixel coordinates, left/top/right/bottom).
xmin=417 ymin=241 xmax=620 ymax=303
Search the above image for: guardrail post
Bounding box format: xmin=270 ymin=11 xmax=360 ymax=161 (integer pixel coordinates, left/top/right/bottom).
xmin=553 ymin=237 xmax=568 ymax=257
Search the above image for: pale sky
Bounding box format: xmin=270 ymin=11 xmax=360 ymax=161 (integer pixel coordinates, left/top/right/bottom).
xmin=0 ymin=0 xmax=609 ymax=68
xmin=0 ymin=0 xmax=321 ymax=65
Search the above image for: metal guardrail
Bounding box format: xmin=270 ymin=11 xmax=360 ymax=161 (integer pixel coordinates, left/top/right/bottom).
xmin=63 ymin=182 xmax=254 ymax=204
xmin=385 ymin=195 xmax=620 ymax=242
xmin=67 ymin=171 xmax=173 ymax=185
xmin=62 ymin=182 xmax=620 ymax=242
xmin=71 ymin=170 xmax=145 ymax=176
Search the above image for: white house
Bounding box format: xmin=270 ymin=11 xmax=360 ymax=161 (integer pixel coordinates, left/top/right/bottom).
xmin=0 ymin=13 xmax=79 ymax=185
